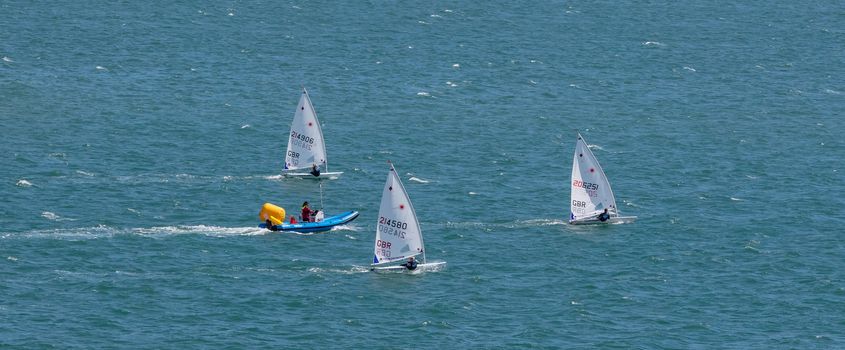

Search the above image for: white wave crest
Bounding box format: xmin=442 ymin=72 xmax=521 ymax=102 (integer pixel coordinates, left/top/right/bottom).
xmin=41 ymin=212 xmax=61 ymax=221
xmin=16 ymin=179 xmax=32 ymax=187
xmin=408 ymin=176 xmax=430 ymax=183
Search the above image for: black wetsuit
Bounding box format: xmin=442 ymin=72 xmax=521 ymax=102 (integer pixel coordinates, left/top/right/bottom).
xmin=598 ymin=212 xmax=610 ymax=222
xmin=310 ymin=166 xmax=321 ymax=177
xmin=401 ymin=260 xmax=418 ymax=270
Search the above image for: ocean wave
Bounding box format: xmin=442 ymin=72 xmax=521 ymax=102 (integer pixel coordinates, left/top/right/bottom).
xmin=16 ymin=179 xmax=33 ymax=187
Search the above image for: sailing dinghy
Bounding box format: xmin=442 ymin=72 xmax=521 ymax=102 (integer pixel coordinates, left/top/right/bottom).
xmin=569 ymin=132 xmax=637 ymax=225
xmin=371 ymin=162 xmax=445 ymax=273
xmin=282 ymin=88 xmax=343 ymax=179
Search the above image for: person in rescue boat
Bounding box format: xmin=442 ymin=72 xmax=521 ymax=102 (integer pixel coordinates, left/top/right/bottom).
xmin=301 ymin=201 xmax=314 ymax=222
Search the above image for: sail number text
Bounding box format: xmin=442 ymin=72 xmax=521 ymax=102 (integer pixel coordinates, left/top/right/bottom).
xmin=290 ymin=131 xmax=314 ymax=144
xmin=572 ymin=200 xmax=589 ymax=216
xmin=376 ymin=240 xmax=392 ymax=257
xmin=290 ymin=131 xmax=314 ymax=151
xmin=572 ymin=180 xmax=599 ymax=197
xmin=572 ymin=180 xmax=599 ymax=191
xmin=378 ymin=217 xmax=407 ymax=239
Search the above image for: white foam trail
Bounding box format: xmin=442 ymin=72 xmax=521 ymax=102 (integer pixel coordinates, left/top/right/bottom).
xmin=2 ymin=56 xmax=12 ymax=62
xmin=331 ymin=224 xmax=361 ymax=232
xmin=95 ymin=65 xmax=108 ymax=71
xmin=408 ymin=176 xmax=430 ymax=183
xmin=41 ymin=212 xmax=61 ymax=221
xmin=4 ymin=225 xmax=116 ymax=240
xmin=132 ymin=225 xmax=267 ymax=237
xmin=240 ymin=124 xmax=251 ymax=129
xmin=417 ymin=91 xmax=430 ymax=97
xmin=76 ymin=170 xmax=95 ymax=177
xmin=310 ymin=266 xmax=372 ymax=275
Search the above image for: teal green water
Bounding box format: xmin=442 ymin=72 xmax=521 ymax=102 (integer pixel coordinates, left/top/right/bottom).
xmin=2 ymin=1 xmax=844 ymax=348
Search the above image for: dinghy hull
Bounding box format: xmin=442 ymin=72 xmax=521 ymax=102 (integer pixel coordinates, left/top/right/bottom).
xmin=569 ymin=216 xmax=637 ymax=225
xmin=371 ymin=262 xmax=446 ymax=273
xmin=281 ymin=171 xmax=343 ymax=179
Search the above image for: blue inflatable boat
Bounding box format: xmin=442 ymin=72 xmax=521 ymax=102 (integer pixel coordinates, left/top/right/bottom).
xmin=259 ymin=210 xmax=359 ymax=233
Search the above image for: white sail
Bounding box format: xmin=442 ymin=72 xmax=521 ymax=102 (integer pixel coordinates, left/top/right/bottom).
xmin=284 ymin=88 xmax=329 ymax=172
xmin=373 ymin=163 xmax=425 ymax=265
xmin=569 ymin=133 xmax=621 ymax=223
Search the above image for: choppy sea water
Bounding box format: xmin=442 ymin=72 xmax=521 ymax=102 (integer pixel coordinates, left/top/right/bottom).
xmin=2 ymin=1 xmax=844 ymax=348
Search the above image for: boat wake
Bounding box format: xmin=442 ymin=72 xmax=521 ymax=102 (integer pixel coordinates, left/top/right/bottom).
xmin=2 ymin=225 xmax=269 ymax=240
xmin=439 ymin=219 xmax=567 ymax=231
xmin=308 ymin=266 xmax=372 ymax=275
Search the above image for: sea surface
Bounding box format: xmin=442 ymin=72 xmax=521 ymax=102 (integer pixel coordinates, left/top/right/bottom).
xmin=2 ymin=1 xmax=844 ymax=348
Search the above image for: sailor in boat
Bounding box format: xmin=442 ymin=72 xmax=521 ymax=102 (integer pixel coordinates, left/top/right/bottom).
xmin=265 ymin=219 xmax=279 ymax=232
xmin=301 ymin=201 xmax=315 ymax=222
xmin=309 ymin=163 xmax=321 ymax=177
xmin=598 ymin=208 xmax=610 ymax=222
xmin=400 ymin=256 xmax=418 ymax=271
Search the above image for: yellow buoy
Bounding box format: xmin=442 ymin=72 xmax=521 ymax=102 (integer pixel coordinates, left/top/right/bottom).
xmin=259 ymin=202 xmax=286 ymax=226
